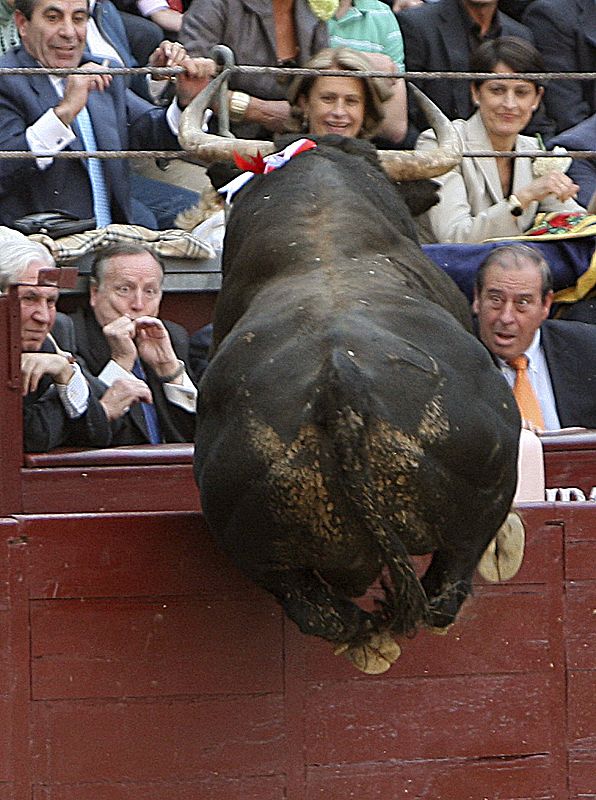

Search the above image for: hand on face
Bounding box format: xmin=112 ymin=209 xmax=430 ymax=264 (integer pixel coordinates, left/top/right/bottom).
xmin=133 ymin=316 xmax=179 ymax=378
xmin=20 ymin=352 xmax=74 ymax=395
xmin=102 ymin=315 xmax=139 ymax=372
xmin=102 ymin=315 xmax=179 ymax=378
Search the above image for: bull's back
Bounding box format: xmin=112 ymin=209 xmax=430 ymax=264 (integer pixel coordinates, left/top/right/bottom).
xmin=196 ymin=271 xmax=518 ymax=568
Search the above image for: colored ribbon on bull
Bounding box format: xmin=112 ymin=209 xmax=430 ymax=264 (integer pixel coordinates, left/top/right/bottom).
xmin=507 ymin=354 xmax=545 ymax=431
xmin=219 ymin=138 xmax=318 ymax=203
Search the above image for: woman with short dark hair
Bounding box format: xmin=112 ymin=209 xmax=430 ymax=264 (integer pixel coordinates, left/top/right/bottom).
xmin=415 ymin=36 xmax=584 ymax=243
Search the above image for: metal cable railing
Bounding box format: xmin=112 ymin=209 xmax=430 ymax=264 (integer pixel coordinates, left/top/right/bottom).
xmin=0 ymin=62 xmax=594 ymax=162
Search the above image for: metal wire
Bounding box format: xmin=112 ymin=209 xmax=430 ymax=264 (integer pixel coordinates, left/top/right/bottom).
xmin=1 ymin=149 xmax=594 ymax=160
xmin=0 ymin=62 xmax=594 ymax=162
xmin=0 ymin=65 xmax=594 ymax=81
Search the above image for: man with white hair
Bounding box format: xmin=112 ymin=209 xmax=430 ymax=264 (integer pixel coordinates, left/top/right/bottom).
xmin=0 ymin=228 xmax=149 ymax=451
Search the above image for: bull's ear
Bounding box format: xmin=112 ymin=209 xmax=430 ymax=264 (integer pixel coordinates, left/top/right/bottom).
xmin=397 ymin=179 xmax=441 ymax=217
xmin=206 ymin=161 xmax=243 ymax=190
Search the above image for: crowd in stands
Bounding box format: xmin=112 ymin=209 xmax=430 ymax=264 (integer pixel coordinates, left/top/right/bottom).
xmin=0 ymin=0 xmax=593 ymax=450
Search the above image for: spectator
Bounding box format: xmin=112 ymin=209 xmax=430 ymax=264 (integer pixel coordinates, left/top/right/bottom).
xmin=188 ymin=321 xmax=212 ymax=384
xmin=0 ymin=0 xmax=216 ymax=230
xmin=391 ymin=0 xmax=535 ymax=13
xmin=177 ymin=47 xmax=394 ymax=249
xmin=522 ymin=0 xmax=596 ymax=135
xmin=396 ymin=0 xmax=538 ymax=146
xmin=68 ymin=243 xmax=197 ymax=444
xmin=328 ymin=0 xmax=407 ymax=144
xmin=473 ymin=244 xmax=596 ymax=431
xmin=0 ymin=0 xmax=163 ymax=94
xmin=546 ymin=114 xmax=596 ymax=210
xmin=286 ymin=46 xmax=392 ymax=137
xmin=415 ymin=38 xmax=583 ymax=243
xmin=179 ymin=0 xmax=329 ymax=140
xmin=112 ymin=0 xmax=187 ymax=39
xmin=0 ymin=228 xmax=149 ymax=451
xmin=495 ymin=0 xmax=536 ymax=21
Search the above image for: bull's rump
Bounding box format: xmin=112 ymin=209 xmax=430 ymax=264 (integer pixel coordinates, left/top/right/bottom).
xmin=196 ymin=282 xmax=519 ymax=581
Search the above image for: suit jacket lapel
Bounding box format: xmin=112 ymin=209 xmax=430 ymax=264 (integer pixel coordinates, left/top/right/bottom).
xmin=466 ymin=112 xmax=503 ymax=203
xmin=17 ymin=48 xmax=68 ymax=128
xmin=579 ymin=0 xmax=596 ymax=49
xmin=438 ymin=0 xmax=472 ymax=72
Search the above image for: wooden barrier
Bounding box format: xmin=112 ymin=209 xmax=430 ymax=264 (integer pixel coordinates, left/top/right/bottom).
xmin=1 ymin=503 xmax=594 ymax=800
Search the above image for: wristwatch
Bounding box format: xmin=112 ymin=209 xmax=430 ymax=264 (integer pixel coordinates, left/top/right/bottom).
xmin=507 ymin=194 xmax=524 ymax=217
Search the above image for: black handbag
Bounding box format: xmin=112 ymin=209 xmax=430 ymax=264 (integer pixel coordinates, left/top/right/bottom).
xmin=12 ymin=210 xmax=97 ymax=239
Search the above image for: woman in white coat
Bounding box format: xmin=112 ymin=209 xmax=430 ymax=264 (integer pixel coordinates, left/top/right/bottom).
xmin=415 ymin=37 xmax=584 ymax=244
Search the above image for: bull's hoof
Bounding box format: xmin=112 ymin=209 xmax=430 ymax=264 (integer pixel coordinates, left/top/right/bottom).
xmin=429 ymin=623 xmax=454 ymax=636
xmin=477 ymin=511 xmax=525 ymax=583
xmin=334 ymin=631 xmax=401 ymax=674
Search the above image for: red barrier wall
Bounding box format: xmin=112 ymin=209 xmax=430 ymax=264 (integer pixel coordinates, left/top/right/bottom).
xmin=1 ymin=504 xmax=594 ymax=800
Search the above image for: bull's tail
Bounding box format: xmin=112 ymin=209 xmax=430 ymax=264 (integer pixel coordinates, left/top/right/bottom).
xmin=313 ymin=349 xmax=430 ymax=635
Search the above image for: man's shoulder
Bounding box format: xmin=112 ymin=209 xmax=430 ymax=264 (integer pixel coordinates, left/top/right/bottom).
xmin=163 ymin=318 xmax=190 ymax=342
xmin=524 ymin=0 xmax=569 ymax=17
xmin=543 ymin=318 xmax=596 ymax=347
xmin=548 ymin=115 xmax=596 ymax=148
xmin=0 ymin=47 xmax=28 ymax=68
xmin=51 ymin=312 xmax=77 ymax=350
xmin=498 ymin=11 xmax=535 ymax=40
xmin=397 ymin=0 xmax=443 ymax=27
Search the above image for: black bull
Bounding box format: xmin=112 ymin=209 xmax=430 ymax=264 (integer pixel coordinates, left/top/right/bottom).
xmin=194 ymin=137 xmax=521 ymax=671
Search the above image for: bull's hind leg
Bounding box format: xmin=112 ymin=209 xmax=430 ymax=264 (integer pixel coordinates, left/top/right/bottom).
xmin=266 ymin=569 xmax=401 ymax=674
xmin=422 ymin=510 xmax=526 ymax=629
xmin=419 ymin=549 xmax=473 ymax=630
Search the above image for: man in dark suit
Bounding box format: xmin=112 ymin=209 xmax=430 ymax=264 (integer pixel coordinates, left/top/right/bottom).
xmin=546 ymin=114 xmax=596 ymax=210
xmin=0 ymin=0 xmax=215 ymax=229
xmin=0 ymin=228 xmax=148 ymax=451
xmin=69 ymin=242 xmax=197 ymax=445
xmin=522 ymin=0 xmax=596 ymax=134
xmin=396 ymin=0 xmax=539 ymax=146
xmin=473 ymin=243 xmax=596 ymax=431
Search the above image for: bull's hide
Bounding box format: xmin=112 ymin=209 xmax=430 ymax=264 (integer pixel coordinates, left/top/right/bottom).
xmin=194 ymin=137 xmax=520 ymax=673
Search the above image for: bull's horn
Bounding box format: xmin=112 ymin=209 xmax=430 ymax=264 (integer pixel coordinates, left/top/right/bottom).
xmin=179 ymin=71 xmax=276 ymax=164
xmin=377 ymin=85 xmax=462 ymax=181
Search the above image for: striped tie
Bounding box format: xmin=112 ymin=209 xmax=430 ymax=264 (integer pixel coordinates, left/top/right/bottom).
xmin=75 ymin=106 xmax=112 ymax=227
xmin=507 ymin=355 xmax=545 ymax=431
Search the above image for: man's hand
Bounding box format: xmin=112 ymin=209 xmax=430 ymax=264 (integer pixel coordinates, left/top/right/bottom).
xmin=175 ymin=56 xmax=218 ymax=110
xmin=99 ymin=377 xmax=153 ymax=421
xmin=148 ymin=40 xmax=191 ymax=79
xmin=103 ymin=315 xmax=139 ymax=372
xmin=393 ymin=0 xmax=424 ymax=10
xmin=361 ymin=52 xmax=397 ymax=79
xmin=21 ymin=352 xmax=74 ymax=395
xmin=55 ymin=61 xmax=112 ymax=127
xmin=244 ymin=97 xmax=292 ymax=133
xmin=133 ymin=316 xmax=181 ymax=380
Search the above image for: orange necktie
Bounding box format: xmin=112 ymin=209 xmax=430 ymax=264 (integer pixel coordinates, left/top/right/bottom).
xmin=507 ymin=355 xmax=545 ymax=431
